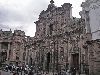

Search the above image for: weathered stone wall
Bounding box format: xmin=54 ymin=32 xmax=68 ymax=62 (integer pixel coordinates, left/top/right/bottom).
xmin=0 ymin=29 xmax=26 ymax=66
xmin=34 ymin=0 xmax=86 ymax=73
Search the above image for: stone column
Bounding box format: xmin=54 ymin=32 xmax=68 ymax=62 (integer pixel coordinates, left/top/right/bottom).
xmin=0 ymin=42 xmax=1 ymax=52
xmin=0 ymin=43 xmax=1 ymax=63
xmin=88 ymin=44 xmax=94 ymax=75
xmin=25 ymin=47 xmax=28 ymax=65
xmin=85 ymin=48 xmax=88 ymax=65
xmin=7 ymin=43 xmax=10 ymax=64
xmin=94 ymin=42 xmax=100 ymax=75
xmin=85 ymin=11 xmax=91 ymax=33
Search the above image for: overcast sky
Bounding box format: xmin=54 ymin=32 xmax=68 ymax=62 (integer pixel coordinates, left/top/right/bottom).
xmin=0 ymin=0 xmax=85 ymax=37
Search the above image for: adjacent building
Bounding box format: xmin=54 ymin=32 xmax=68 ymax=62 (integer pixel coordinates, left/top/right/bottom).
xmin=0 ymin=29 xmax=26 ymax=66
xmin=80 ymin=0 xmax=100 ymax=75
xmin=80 ymin=0 xmax=100 ymax=40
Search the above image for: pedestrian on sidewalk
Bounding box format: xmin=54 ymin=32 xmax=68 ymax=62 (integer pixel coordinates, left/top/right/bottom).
xmin=5 ymin=65 xmax=8 ymax=72
xmin=61 ymin=69 xmax=67 ymax=75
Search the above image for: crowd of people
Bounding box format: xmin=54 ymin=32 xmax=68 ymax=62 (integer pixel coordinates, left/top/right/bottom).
xmin=0 ymin=65 xmax=72 ymax=75
xmin=5 ymin=65 xmax=34 ymax=75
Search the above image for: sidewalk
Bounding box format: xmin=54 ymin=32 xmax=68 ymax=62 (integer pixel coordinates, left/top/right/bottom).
xmin=0 ymin=70 xmax=28 ymax=75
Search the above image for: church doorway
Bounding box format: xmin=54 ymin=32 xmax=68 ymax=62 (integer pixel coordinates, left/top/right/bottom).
xmin=72 ymin=53 xmax=79 ymax=70
xmin=70 ymin=53 xmax=79 ymax=74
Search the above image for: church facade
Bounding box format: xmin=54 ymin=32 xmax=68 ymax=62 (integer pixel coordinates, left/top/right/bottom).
xmin=33 ymin=0 xmax=87 ymax=74
xmin=0 ymin=0 xmax=100 ymax=75
xmin=33 ymin=0 xmax=100 ymax=75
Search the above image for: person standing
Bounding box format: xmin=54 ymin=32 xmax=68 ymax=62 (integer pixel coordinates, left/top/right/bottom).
xmin=61 ymin=69 xmax=67 ymax=75
xmin=16 ymin=66 xmax=19 ymax=73
xmin=5 ymin=65 xmax=8 ymax=72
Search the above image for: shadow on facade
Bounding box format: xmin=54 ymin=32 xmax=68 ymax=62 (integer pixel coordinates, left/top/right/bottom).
xmin=46 ymin=52 xmax=50 ymax=72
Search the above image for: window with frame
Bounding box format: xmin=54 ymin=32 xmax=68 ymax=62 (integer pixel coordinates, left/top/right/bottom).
xmin=16 ymin=56 xmax=19 ymax=60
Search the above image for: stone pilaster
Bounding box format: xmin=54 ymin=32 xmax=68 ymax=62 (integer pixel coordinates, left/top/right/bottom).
xmin=25 ymin=47 xmax=28 ymax=65
xmin=0 ymin=43 xmax=1 ymax=52
xmin=88 ymin=45 xmax=94 ymax=75
xmin=7 ymin=43 xmax=10 ymax=62
xmin=0 ymin=43 xmax=1 ymax=63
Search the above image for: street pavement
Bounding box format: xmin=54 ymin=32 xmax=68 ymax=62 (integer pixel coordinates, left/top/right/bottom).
xmin=0 ymin=70 xmax=28 ymax=75
xmin=0 ymin=70 xmax=86 ymax=75
xmin=0 ymin=70 xmax=11 ymax=75
xmin=0 ymin=70 xmax=54 ymax=75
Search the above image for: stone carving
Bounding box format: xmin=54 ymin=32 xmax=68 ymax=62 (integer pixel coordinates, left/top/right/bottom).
xmin=88 ymin=0 xmax=99 ymax=3
xmin=89 ymin=1 xmax=100 ymax=10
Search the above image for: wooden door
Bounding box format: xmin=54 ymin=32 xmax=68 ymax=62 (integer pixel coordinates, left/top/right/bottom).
xmin=73 ymin=54 xmax=79 ymax=69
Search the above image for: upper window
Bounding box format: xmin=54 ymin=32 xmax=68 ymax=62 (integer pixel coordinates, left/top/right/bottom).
xmin=16 ymin=56 xmax=19 ymax=60
xmin=49 ymin=24 xmax=53 ymax=35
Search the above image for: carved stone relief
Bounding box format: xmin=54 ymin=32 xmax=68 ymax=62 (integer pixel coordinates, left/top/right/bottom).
xmin=89 ymin=1 xmax=100 ymax=10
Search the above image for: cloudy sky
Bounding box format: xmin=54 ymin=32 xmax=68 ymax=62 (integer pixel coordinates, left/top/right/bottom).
xmin=0 ymin=0 xmax=85 ymax=37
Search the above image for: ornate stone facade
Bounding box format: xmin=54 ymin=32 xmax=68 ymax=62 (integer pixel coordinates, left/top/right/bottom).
xmin=81 ymin=0 xmax=100 ymax=75
xmin=83 ymin=40 xmax=100 ymax=75
xmin=0 ymin=29 xmax=26 ymax=66
xmin=0 ymin=0 xmax=100 ymax=75
xmin=33 ymin=0 xmax=86 ymax=74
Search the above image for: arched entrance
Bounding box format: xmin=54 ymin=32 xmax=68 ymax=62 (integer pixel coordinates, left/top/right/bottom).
xmin=46 ymin=52 xmax=50 ymax=72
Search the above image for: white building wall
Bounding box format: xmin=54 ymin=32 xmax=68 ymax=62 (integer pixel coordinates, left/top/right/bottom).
xmin=89 ymin=1 xmax=100 ymax=40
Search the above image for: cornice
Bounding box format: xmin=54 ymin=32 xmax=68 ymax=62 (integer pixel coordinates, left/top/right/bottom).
xmin=81 ymin=2 xmax=90 ymax=8
xmin=87 ymin=0 xmax=99 ymax=3
xmin=89 ymin=0 xmax=100 ymax=10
